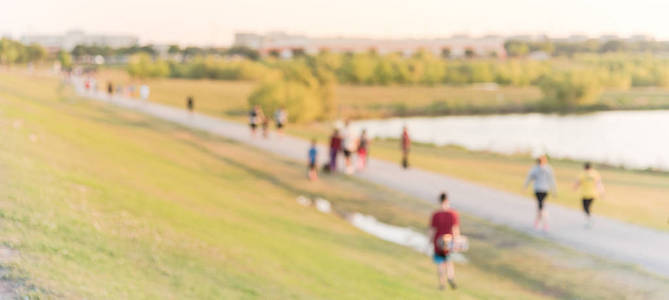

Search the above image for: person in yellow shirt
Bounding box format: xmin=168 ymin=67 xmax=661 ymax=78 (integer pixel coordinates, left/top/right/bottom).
xmin=573 ymin=162 xmax=605 ymax=227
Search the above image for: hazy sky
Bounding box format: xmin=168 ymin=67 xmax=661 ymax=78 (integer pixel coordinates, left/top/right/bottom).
xmin=3 ymin=0 xmax=669 ymax=45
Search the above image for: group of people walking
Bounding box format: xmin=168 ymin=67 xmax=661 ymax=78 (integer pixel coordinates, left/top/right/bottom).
xmin=249 ymin=105 xmax=287 ymax=138
xmin=524 ymin=155 xmax=605 ymax=231
xmin=83 ymin=79 xmax=150 ymax=101
xmin=326 ymin=120 xmax=370 ymax=175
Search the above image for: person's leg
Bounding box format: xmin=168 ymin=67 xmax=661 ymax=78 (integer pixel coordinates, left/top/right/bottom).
xmin=583 ymin=198 xmax=593 ymax=226
xmin=330 ymin=150 xmax=337 ymax=172
xmin=445 ymin=260 xmax=457 ymax=289
xmin=534 ymin=192 xmax=546 ymax=229
xmin=437 ymin=262 xmax=447 ymax=289
xmin=401 ymin=150 xmax=408 ymax=169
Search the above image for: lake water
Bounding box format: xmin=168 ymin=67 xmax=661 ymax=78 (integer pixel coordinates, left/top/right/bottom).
xmin=351 ymin=110 xmax=669 ymax=171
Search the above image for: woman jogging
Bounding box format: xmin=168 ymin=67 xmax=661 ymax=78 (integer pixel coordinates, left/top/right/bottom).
xmin=573 ymin=162 xmax=604 ymax=228
xmin=524 ymin=155 xmax=557 ymax=231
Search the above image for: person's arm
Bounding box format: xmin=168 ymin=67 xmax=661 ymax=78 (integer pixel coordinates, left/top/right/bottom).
xmin=452 ymin=225 xmax=460 ymax=238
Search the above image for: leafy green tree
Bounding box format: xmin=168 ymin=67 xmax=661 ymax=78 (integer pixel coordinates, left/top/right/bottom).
xmin=58 ymin=50 xmax=73 ymax=69
xmin=226 ymin=46 xmax=260 ymax=60
xmin=504 ymin=41 xmax=530 ymax=57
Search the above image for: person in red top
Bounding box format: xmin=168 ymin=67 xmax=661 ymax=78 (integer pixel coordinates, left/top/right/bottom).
xmin=430 ymin=192 xmax=460 ymax=290
xmin=328 ymin=129 xmax=342 ymax=172
xmin=401 ymin=126 xmax=411 ymax=169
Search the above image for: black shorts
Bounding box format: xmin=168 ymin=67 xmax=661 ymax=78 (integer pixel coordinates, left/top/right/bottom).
xmin=276 ymin=123 xmax=284 ymax=129
xmin=250 ymin=123 xmax=257 ymax=129
xmin=343 ymin=150 xmax=352 ymax=158
xmin=535 ymin=192 xmax=548 ymax=210
xmin=309 ymin=161 xmax=316 ymax=169
xmin=582 ymin=198 xmax=594 ymax=215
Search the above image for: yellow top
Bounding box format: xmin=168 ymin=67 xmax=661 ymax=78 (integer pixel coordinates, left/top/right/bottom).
xmin=578 ymin=169 xmax=601 ymax=199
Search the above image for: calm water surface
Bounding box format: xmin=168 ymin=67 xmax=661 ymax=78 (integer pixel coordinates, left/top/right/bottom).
xmin=352 ymin=110 xmax=669 ymax=171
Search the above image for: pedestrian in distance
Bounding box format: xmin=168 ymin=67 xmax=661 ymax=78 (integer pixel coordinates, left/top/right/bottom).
xmin=573 ymin=162 xmax=605 ymax=228
xmin=429 ymin=192 xmax=460 ymax=290
xmin=328 ymin=129 xmax=342 ymax=173
xmin=524 ymin=155 xmax=557 ymax=231
xmin=308 ymin=139 xmax=318 ymax=181
xmin=261 ymin=112 xmax=270 ymax=139
xmin=342 ymin=120 xmax=358 ymax=174
xmin=357 ymin=129 xmax=369 ymax=170
xmin=401 ymin=126 xmax=411 ymax=169
xmin=249 ymin=105 xmax=259 ymax=136
xmin=274 ymin=106 xmax=288 ymax=136
xmin=107 ymin=82 xmax=113 ymax=99
xmin=187 ymin=96 xmax=194 ymax=113
xmin=139 ymin=84 xmax=150 ymax=101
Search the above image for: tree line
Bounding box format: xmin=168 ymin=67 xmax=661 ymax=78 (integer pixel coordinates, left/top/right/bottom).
xmin=0 ymin=38 xmax=47 ymax=65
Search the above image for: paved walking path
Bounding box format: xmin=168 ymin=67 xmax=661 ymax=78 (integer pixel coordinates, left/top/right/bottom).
xmin=74 ymin=80 xmax=669 ymax=278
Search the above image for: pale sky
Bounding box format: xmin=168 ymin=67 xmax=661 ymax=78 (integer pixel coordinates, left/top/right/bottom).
xmin=3 ymin=0 xmax=669 ymax=46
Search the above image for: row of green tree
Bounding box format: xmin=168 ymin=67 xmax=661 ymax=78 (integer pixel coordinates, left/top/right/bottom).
xmin=504 ymin=38 xmax=669 ymax=57
xmin=0 ymin=39 xmax=47 ymax=64
xmin=125 ymin=51 xmax=669 ymax=120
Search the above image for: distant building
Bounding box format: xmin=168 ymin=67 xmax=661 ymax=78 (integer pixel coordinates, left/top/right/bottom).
xmin=21 ymin=30 xmax=138 ymax=52
xmin=234 ymin=32 xmax=506 ymax=59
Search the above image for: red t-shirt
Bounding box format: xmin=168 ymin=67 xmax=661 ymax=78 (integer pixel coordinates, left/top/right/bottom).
xmin=431 ymin=209 xmax=459 ymax=255
xmin=330 ymin=136 xmax=342 ymax=151
xmin=401 ymin=132 xmax=410 ymax=150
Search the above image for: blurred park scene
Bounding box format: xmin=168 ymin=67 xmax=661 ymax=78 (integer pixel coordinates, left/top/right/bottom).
xmin=2 ymin=0 xmax=669 ymax=299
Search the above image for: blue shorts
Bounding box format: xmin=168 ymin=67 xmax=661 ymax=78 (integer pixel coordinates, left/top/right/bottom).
xmin=433 ymin=253 xmax=450 ymax=264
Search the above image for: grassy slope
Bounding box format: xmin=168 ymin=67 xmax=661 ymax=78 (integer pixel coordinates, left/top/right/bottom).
xmin=0 ymin=72 xmax=554 ymax=299
xmin=1 ymin=72 xmax=667 ymax=298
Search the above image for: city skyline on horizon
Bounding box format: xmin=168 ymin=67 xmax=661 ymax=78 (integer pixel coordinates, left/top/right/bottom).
xmin=4 ymin=0 xmax=669 ymax=46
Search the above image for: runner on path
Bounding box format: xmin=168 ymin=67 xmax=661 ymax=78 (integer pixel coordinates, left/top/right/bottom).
xmin=342 ymin=120 xmax=358 ymax=174
xmin=107 ymin=82 xmax=113 ymax=99
xmin=401 ymin=126 xmax=411 ymax=169
xmin=274 ymin=107 xmax=287 ymax=135
xmin=524 ymin=155 xmax=557 ymax=231
xmin=308 ymin=139 xmax=318 ymax=181
xmin=139 ymin=84 xmax=150 ymax=101
xmin=357 ymin=129 xmax=369 ymax=170
xmin=186 ymin=96 xmax=194 ymax=114
xmin=249 ymin=105 xmax=260 ymax=136
xmin=328 ymin=129 xmax=342 ymax=172
xmin=430 ymin=192 xmax=460 ymax=290
xmin=573 ymin=162 xmax=605 ymax=228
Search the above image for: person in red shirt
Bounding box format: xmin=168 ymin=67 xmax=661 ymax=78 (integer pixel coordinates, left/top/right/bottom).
xmin=328 ymin=129 xmax=342 ymax=172
xmin=430 ymin=192 xmax=460 ymax=290
xmin=400 ymin=126 xmax=410 ymax=169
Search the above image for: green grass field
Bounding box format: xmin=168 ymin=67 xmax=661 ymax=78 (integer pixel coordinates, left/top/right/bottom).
xmin=0 ymin=71 xmax=667 ymax=298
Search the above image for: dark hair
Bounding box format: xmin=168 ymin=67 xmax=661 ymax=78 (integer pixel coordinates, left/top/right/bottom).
xmin=584 ymin=162 xmax=591 ymax=170
xmin=439 ymin=192 xmax=448 ymax=203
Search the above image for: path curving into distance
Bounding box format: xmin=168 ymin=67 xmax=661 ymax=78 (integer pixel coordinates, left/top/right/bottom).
xmin=72 ymin=79 xmax=669 ymax=278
